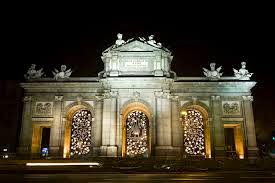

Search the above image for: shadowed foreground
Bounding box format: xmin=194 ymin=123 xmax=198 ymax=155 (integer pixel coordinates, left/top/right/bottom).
xmin=1 ymin=171 xmax=275 ymax=183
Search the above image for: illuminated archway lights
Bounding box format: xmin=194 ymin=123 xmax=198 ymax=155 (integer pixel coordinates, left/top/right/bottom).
xmin=182 ymin=110 xmax=205 ymax=156
xmin=70 ymin=110 xmax=92 ymax=157
xmin=126 ymin=110 xmax=149 ymax=157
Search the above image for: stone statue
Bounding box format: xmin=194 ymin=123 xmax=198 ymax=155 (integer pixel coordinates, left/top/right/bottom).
xmin=24 ymin=64 xmax=44 ymax=79
xmin=203 ymin=63 xmax=223 ymax=79
xmin=52 ymin=65 xmax=72 ymax=80
xmin=147 ymin=35 xmax=162 ymax=48
xmin=115 ymin=33 xmax=125 ymax=46
xmin=233 ymin=62 xmax=253 ymax=80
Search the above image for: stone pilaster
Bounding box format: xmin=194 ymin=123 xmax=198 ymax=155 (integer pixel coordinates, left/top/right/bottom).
xmin=100 ymin=90 xmax=118 ymax=156
xmin=242 ymin=96 xmax=258 ymax=159
xmin=211 ymin=95 xmax=225 ymax=159
xmin=18 ymin=96 xmax=32 ymax=156
xmin=49 ymin=95 xmax=63 ymax=157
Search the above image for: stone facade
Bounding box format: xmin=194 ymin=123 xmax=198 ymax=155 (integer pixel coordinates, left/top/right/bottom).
xmin=18 ymin=37 xmax=258 ymax=159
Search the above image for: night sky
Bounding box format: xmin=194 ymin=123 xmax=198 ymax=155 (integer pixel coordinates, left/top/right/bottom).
xmin=1 ymin=9 xmax=274 ymax=150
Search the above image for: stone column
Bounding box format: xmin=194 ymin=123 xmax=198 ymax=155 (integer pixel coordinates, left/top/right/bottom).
xmin=171 ymin=96 xmax=182 ymax=157
xmin=100 ymin=91 xmax=118 ymax=156
xmin=18 ymin=96 xmax=33 ymax=157
xmin=242 ymin=96 xmax=258 ymax=159
xmin=155 ymin=91 xmax=173 ymax=157
xmin=93 ymin=97 xmax=103 ymax=156
xmin=49 ymin=95 xmax=63 ymax=158
xmin=211 ymin=95 xmax=225 ymax=159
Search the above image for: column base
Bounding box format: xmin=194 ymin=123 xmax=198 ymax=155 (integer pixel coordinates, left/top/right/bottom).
xmin=50 ymin=146 xmax=62 ymax=158
xmin=17 ymin=145 xmax=30 ymax=153
xmin=247 ymin=147 xmax=259 ymax=159
xmin=214 ymin=147 xmax=226 ymax=159
xmin=155 ymin=146 xmax=180 ymax=159
xmin=92 ymin=146 xmax=101 ymax=157
xmin=100 ymin=146 xmax=117 ymax=157
xmin=17 ymin=145 xmax=31 ymax=159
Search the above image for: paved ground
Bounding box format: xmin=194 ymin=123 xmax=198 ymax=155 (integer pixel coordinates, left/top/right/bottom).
xmin=1 ymin=171 xmax=275 ymax=182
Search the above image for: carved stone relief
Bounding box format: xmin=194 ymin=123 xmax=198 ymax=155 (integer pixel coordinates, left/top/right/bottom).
xmin=35 ymin=102 xmax=53 ymax=115
xmin=222 ymin=101 xmax=241 ymax=115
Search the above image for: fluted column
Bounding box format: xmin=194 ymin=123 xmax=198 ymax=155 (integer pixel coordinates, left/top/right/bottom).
xmin=49 ymin=95 xmax=63 ymax=157
xmin=211 ymin=95 xmax=225 ymax=159
xmin=242 ymin=96 xmax=258 ymax=159
xmin=18 ymin=96 xmax=33 ymax=156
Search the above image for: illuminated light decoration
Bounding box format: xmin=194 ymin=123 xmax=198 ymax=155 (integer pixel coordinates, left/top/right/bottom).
xmin=70 ymin=110 xmax=92 ymax=157
xmin=26 ymin=162 xmax=100 ymax=166
xmin=126 ymin=110 xmax=148 ymax=157
xmin=182 ymin=109 xmax=205 ymax=156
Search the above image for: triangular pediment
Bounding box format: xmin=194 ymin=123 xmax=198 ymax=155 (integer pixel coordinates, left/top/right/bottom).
xmin=112 ymin=40 xmax=163 ymax=52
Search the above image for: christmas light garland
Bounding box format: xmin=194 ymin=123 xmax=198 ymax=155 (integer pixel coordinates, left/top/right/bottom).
xmin=183 ymin=110 xmax=205 ymax=156
xmin=126 ymin=110 xmax=148 ymax=157
xmin=70 ymin=110 xmax=92 ymax=157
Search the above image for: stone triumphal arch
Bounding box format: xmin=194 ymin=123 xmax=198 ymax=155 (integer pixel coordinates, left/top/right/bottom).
xmin=18 ymin=33 xmax=258 ymax=159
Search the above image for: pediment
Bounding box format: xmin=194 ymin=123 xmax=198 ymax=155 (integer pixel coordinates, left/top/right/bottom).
xmin=112 ymin=40 xmax=162 ymax=52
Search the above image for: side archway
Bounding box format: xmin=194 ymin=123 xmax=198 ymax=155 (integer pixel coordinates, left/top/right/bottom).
xmin=120 ymin=101 xmax=153 ymax=158
xmin=180 ymin=102 xmax=212 ymax=158
xmin=63 ymin=101 xmax=94 ymax=158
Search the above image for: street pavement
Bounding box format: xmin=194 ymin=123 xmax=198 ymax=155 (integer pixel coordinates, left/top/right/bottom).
xmin=0 ymin=171 xmax=275 ymax=182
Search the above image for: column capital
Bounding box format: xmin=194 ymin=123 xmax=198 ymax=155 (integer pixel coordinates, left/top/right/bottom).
xmin=154 ymin=91 xmax=163 ymax=98
xmin=55 ymin=95 xmax=63 ymax=101
xmin=103 ymin=90 xmax=118 ymax=99
xmin=170 ymin=95 xmax=179 ymax=101
xmin=154 ymin=90 xmax=170 ymax=99
xmin=211 ymin=95 xmax=220 ymax=101
xmin=95 ymin=95 xmax=104 ymax=101
xmin=242 ymin=95 xmax=253 ymax=102
xmin=23 ymin=96 xmax=32 ymax=102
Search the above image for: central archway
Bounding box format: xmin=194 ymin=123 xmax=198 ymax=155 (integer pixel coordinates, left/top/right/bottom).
xmin=63 ymin=102 xmax=94 ymax=159
xmin=125 ymin=110 xmax=149 ymax=157
xmin=180 ymin=104 xmax=211 ymax=158
xmin=121 ymin=101 xmax=152 ymax=158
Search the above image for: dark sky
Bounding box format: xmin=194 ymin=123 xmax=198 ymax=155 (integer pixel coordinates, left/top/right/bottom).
xmin=1 ymin=8 xmax=274 ymax=148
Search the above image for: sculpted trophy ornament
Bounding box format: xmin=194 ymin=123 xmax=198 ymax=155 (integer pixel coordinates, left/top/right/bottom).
xmin=52 ymin=65 xmax=72 ymax=80
xmin=24 ymin=64 xmax=44 ymax=79
xmin=233 ymin=61 xmax=253 ymax=80
xmin=203 ymin=63 xmax=223 ymax=79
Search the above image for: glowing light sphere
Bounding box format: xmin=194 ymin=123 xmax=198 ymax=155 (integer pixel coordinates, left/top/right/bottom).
xmin=70 ymin=110 xmax=92 ymax=157
xmin=126 ymin=110 xmax=148 ymax=157
xmin=182 ymin=109 xmax=205 ymax=156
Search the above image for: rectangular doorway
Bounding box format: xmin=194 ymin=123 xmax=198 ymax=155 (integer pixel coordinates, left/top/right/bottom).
xmin=41 ymin=128 xmax=50 ymax=157
xmin=31 ymin=125 xmax=51 ymax=157
xmin=224 ymin=124 xmax=244 ymax=159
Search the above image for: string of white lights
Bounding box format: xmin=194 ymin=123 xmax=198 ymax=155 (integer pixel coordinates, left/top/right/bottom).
xmin=70 ymin=110 xmax=92 ymax=157
xmin=183 ymin=110 xmax=205 ymax=156
xmin=126 ymin=110 xmax=148 ymax=156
